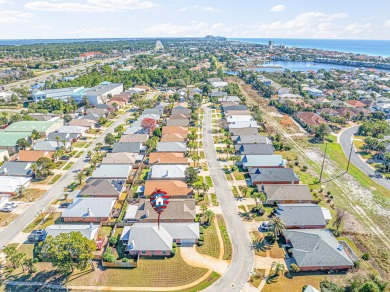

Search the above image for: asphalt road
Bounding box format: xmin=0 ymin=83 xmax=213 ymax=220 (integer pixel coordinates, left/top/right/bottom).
xmin=202 ymin=105 xmax=254 ymax=291
xmin=339 ymin=125 xmax=390 ymax=190
xmin=0 ymin=111 xmax=131 ymax=249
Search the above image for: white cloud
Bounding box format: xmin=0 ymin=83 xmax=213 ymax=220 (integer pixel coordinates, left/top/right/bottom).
xmin=179 ymin=5 xmax=220 ymax=13
xmin=0 ymin=10 xmax=33 ymax=23
xmin=144 ymin=21 xmax=236 ymax=37
xmin=270 ymin=5 xmax=286 ymax=12
xmin=249 ymin=12 xmax=358 ymax=38
xmin=68 ymin=27 xmax=120 ymax=35
xmin=25 ymin=0 xmax=158 ymax=12
xmin=385 ymin=20 xmax=390 ymax=27
xmin=0 ymin=0 xmax=12 ymax=4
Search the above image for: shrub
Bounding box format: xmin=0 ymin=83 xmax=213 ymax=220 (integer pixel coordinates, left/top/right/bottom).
xmin=122 ymin=258 xmax=129 ymax=263
xmin=362 ymin=253 xmax=370 ymax=260
xmin=108 ymin=236 xmax=117 ymax=247
xmin=302 ymin=165 xmax=308 ymax=171
xmin=103 ymin=251 xmax=116 ymax=263
xmin=294 ymin=161 xmax=299 ymax=166
xmin=353 ymin=261 xmax=360 ymax=270
xmin=291 ymin=263 xmax=300 ymax=273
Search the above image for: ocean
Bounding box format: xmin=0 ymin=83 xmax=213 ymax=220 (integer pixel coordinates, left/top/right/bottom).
xmin=229 ymin=38 xmax=390 ymax=57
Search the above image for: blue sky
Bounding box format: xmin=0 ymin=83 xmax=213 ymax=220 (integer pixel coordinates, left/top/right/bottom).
xmin=0 ymin=0 xmax=389 ymax=39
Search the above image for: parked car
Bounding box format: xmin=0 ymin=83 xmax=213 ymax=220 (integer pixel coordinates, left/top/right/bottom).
xmin=28 ymin=230 xmax=47 ymax=243
xmin=1 ymin=202 xmax=17 ymax=212
xmin=59 ymin=202 xmax=71 ymax=209
xmin=260 ymin=221 xmax=271 ymax=231
xmin=60 ymin=156 xmax=70 ymax=160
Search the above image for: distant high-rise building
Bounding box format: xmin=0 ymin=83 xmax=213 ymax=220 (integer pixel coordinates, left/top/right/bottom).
xmin=268 ymin=40 xmax=274 ymax=50
xmin=155 ymin=40 xmax=164 ymax=51
xmin=205 ymin=35 xmax=226 ymax=41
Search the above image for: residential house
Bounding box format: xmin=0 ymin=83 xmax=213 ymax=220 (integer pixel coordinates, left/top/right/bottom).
xmin=275 ymin=204 xmax=329 ymax=229
xmin=102 ymin=152 xmax=138 ymax=165
xmin=306 ymin=88 xmax=323 ymax=97
xmin=241 ymin=155 xmax=285 ymax=169
xmin=234 ymin=135 xmax=271 ymax=145
xmin=57 ymin=126 xmax=88 ymax=136
xmin=218 ymin=96 xmax=241 ymax=103
xmin=148 ymin=152 xmax=188 ymax=165
xmin=224 ymin=110 xmax=251 ymax=116
xmin=210 ymin=91 xmax=227 ymax=98
xmin=249 ymin=168 xmax=300 ymax=185
xmin=171 ymin=106 xmax=191 ymax=116
xmin=235 ymin=144 xmax=274 ymax=155
xmin=296 ymin=112 xmax=326 ymax=131
xmin=229 ymin=127 xmax=259 ymax=136
xmin=119 ymin=134 xmax=149 ymax=143
xmin=91 ymin=164 xmax=132 ymax=180
xmin=156 ymin=142 xmax=187 ymax=153
xmin=162 ymin=126 xmax=188 ymax=137
xmin=61 ymin=198 xmax=116 ymax=223
xmin=123 ymin=126 xmax=148 ymax=135
xmin=124 ymin=199 xmax=196 ymax=223
xmin=69 ymin=119 xmax=96 ymax=129
xmin=149 ymin=164 xmax=187 ymax=180
xmin=78 ymin=179 xmax=125 ymax=198
xmin=144 ymin=180 xmax=193 ymax=198
xmin=34 ymin=140 xmax=70 ymax=151
xmin=46 ymin=223 xmax=100 ymax=241
xmin=284 ymin=229 xmax=354 ymax=271
xmin=226 ymin=115 xmax=254 ymax=123
xmin=0 ymin=176 xmax=31 ymax=195
xmin=160 ymin=133 xmax=187 ymax=143
xmin=229 ymin=121 xmax=259 ymax=129
xmin=222 ymin=105 xmax=247 ymax=112
xmin=4 ymin=121 xmax=62 ymax=136
xmin=17 ymin=150 xmax=53 ymax=162
xmin=0 ymin=162 xmax=33 ymax=177
xmin=46 ymin=132 xmax=80 ymax=143
xmin=120 ymin=222 xmax=200 ymax=256
xmin=260 ymin=184 xmax=312 ymax=204
xmin=346 ymin=100 xmax=366 ymax=108
xmin=112 ymin=142 xmax=145 ymax=154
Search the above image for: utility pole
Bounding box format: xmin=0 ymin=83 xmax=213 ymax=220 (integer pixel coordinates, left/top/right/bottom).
xmin=346 ymin=142 xmax=353 ymax=172
xmin=319 ymin=143 xmax=328 ymax=183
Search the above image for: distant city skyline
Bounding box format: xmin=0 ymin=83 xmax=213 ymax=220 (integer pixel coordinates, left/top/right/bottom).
xmin=0 ymin=0 xmax=389 ymax=40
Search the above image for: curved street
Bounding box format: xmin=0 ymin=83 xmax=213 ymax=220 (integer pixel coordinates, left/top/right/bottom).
xmin=202 ymin=104 xmax=254 ymax=291
xmin=339 ymin=125 xmax=390 ymax=191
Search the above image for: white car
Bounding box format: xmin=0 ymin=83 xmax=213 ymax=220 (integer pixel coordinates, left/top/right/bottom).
xmin=260 ymin=221 xmax=271 ymax=231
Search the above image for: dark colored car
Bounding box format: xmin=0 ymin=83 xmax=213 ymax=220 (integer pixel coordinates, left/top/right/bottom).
xmin=60 ymin=156 xmax=70 ymax=160
xmin=28 ymin=229 xmax=47 ymax=243
xmin=59 ymin=202 xmax=71 ymax=209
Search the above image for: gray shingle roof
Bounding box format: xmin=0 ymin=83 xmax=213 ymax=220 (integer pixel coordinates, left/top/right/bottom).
xmin=91 ymin=164 xmax=132 ymax=179
xmin=261 ymin=184 xmax=312 ymax=203
xmin=234 ymin=135 xmax=270 ymax=144
xmin=78 ymin=179 xmax=125 ymax=197
xmin=126 ymin=199 xmax=196 ymax=221
xmin=112 ymin=142 xmax=142 ymax=153
xmin=235 ymin=144 xmax=274 ymax=155
xmin=0 ymin=162 xmax=33 ymax=177
xmin=276 ymin=204 xmax=327 ymax=227
xmin=46 ymin=132 xmax=80 ymax=142
xmin=156 ymin=142 xmax=186 ymax=152
xmin=150 ymin=164 xmax=187 ymax=179
xmin=230 ymin=127 xmax=259 ymax=136
xmin=166 ymin=119 xmax=190 ymax=127
xmin=241 ymin=155 xmax=284 ymax=168
xmin=250 ymin=168 xmax=300 ymax=183
xmin=284 ymin=229 xmax=354 ymax=268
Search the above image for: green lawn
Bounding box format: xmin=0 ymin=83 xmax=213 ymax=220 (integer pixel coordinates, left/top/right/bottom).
xmin=205 ymin=176 xmax=213 ymax=187
xmin=232 ymin=171 xmax=246 ymax=180
xmin=62 ymin=162 xmax=74 ymax=170
xmin=74 ymin=151 xmax=83 ymax=158
xmin=263 ymin=273 xmax=324 ymax=292
xmin=216 ymin=215 xmax=232 ymax=260
xmin=196 ymin=222 xmax=220 ymax=259
xmin=84 ymin=142 xmax=92 ymax=148
xmin=23 ymin=212 xmax=61 ymax=233
xmin=72 ymin=141 xmax=87 ymax=148
xmin=231 ymin=186 xmax=239 ymax=197
xmin=49 ymin=174 xmax=62 ymax=184
xmin=210 ymin=193 xmax=219 ymax=206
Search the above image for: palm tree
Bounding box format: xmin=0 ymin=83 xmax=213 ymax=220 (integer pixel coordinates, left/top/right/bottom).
xmin=203 ymin=210 xmax=215 ymax=225
xmin=62 ymin=139 xmax=67 ymax=148
xmin=55 ymin=136 xmax=60 ymax=148
xmin=240 ymin=185 xmax=251 ymax=198
xmin=269 ymin=216 xmax=285 ymax=238
xmin=200 ymin=204 xmax=208 ymax=214
xmin=192 ymin=155 xmax=200 ymax=167
xmin=30 ymin=163 xmax=39 ymax=178
xmin=193 ymin=183 xmax=202 ymax=198
xmin=201 ymin=182 xmax=210 ymax=196
xmin=271 ymin=262 xmax=285 ymax=277
xmin=252 ymin=192 xmax=266 ymax=208
xmin=16 ymin=186 xmax=27 ymax=199
xmin=75 ymin=169 xmax=85 ymax=185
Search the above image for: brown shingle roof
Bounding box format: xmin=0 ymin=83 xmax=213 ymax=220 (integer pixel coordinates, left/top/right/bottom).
xmin=296 ymin=112 xmax=326 ymax=126
xmin=148 ymin=152 xmax=188 ymax=164
xmin=144 ymin=180 xmax=192 ymax=197
xmin=132 ymin=199 xmax=195 ymax=221
xmin=346 ymin=100 xmax=366 ymax=108
xmin=17 ymin=150 xmax=53 ymax=162
xmin=119 ymin=134 xmax=149 ymax=143
xmin=162 ymin=126 xmax=188 ymax=136
xmin=160 ymin=133 xmax=186 ymax=142
xmin=102 ymin=152 xmax=137 ymax=164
